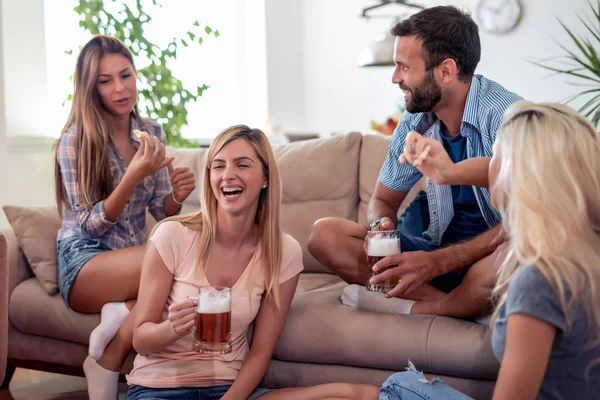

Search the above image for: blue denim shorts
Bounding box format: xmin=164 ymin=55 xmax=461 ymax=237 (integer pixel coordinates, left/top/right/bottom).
xmin=379 ymin=362 xmax=473 ymax=400
xmin=57 ymin=236 xmax=112 ymax=305
xmin=127 ymin=384 xmax=271 ymax=400
xmin=397 ymin=191 xmax=468 ymax=293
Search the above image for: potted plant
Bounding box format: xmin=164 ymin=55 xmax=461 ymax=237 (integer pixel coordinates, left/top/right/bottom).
xmin=532 ymin=0 xmax=600 ymax=126
xmin=70 ymin=0 xmax=218 ymax=147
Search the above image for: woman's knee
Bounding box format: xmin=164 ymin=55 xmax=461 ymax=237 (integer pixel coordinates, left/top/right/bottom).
xmin=380 ymin=370 xmax=428 ymax=400
xmin=382 ymin=370 xmax=417 ymax=389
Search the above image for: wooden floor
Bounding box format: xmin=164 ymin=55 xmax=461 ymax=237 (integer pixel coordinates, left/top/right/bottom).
xmin=0 ymin=369 xmax=128 ymax=400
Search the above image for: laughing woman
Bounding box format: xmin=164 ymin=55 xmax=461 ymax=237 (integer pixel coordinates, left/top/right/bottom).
xmin=128 ymin=125 xmax=380 ymax=400
xmin=381 ymin=102 xmax=600 ymax=399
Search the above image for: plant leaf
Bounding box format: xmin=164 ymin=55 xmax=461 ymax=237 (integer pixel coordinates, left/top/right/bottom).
xmin=70 ymin=0 xmax=213 ymax=146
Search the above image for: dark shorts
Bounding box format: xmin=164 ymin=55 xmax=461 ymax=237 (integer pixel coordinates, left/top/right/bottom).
xmin=57 ymin=236 xmax=112 ymax=305
xmin=127 ymin=384 xmax=271 ymax=400
xmin=397 ymin=191 xmax=469 ymax=293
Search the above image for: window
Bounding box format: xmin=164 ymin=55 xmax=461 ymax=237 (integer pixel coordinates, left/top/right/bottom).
xmin=43 ymin=0 xmax=268 ymax=141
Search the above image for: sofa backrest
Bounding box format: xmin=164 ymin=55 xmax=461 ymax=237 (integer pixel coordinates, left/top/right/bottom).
xmin=357 ymin=134 xmax=390 ymax=227
xmin=166 ymin=132 xmax=385 ymax=273
xmin=358 ymin=134 xmax=427 ymax=227
xmin=162 ymin=132 xmax=425 ymax=274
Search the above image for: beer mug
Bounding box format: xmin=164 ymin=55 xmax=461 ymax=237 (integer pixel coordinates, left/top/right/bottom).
xmin=366 ymin=230 xmax=401 ymax=293
xmin=192 ymin=286 xmax=232 ymax=354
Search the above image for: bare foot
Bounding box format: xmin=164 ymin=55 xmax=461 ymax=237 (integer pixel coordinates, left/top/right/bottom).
xmin=393 ymin=283 xmax=445 ymax=302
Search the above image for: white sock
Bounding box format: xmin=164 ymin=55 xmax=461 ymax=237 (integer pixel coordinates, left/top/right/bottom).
xmin=89 ymin=302 xmax=129 ymax=360
xmin=83 ymin=356 xmax=120 ymax=400
xmin=341 ymin=284 xmax=416 ymax=314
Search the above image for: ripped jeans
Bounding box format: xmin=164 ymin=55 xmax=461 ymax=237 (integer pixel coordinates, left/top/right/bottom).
xmin=379 ymin=362 xmax=474 ymax=400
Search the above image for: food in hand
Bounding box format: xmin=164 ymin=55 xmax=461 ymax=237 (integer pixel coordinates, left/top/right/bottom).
xmin=133 ymin=129 xmax=149 ymax=139
xmin=411 ymin=145 xmax=431 ymax=167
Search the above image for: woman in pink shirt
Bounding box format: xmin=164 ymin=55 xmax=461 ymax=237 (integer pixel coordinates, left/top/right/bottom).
xmin=128 ymin=126 xmax=380 ymax=399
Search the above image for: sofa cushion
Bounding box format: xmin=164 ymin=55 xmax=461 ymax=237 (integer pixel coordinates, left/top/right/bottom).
xmin=170 ymin=133 xmax=363 ymax=273
xmin=358 ymin=134 xmax=426 ymax=227
xmin=274 ymin=282 xmax=500 ymax=380
xmin=3 ymin=206 xmax=62 ymax=295
xmin=275 ymin=133 xmax=362 ymax=273
xmin=10 ymin=278 xmax=99 ymax=345
xmin=296 ymin=273 xmax=344 ymax=294
xmin=8 ymin=273 xmax=340 ymax=347
xmin=166 ymin=147 xmax=207 ymax=209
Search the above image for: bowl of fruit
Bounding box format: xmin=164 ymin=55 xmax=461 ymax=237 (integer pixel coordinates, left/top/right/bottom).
xmin=370 ymin=113 xmax=401 ymax=136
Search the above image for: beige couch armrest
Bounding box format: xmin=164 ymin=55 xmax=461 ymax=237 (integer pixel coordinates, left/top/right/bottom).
xmin=0 ymin=231 xmax=9 ymax=384
xmin=1 ymin=227 xmax=32 ymax=294
xmin=0 ymin=227 xmax=34 ymax=384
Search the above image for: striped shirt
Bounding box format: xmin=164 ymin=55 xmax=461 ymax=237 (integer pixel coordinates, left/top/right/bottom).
xmin=379 ymin=74 xmax=523 ymax=245
xmin=57 ymin=116 xmax=172 ymax=250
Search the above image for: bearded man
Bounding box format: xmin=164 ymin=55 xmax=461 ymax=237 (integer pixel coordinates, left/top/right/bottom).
xmin=308 ymin=6 xmax=522 ymax=318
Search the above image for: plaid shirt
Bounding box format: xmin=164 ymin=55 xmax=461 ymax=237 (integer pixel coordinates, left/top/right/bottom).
xmin=379 ymin=75 xmax=523 ymax=245
xmin=57 ymin=116 xmax=172 ymax=249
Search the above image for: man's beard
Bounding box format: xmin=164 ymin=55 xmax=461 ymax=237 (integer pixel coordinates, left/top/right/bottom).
xmin=402 ymin=70 xmax=442 ymax=113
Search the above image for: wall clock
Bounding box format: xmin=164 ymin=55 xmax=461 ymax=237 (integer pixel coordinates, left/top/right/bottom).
xmin=475 ymin=0 xmax=523 ymax=35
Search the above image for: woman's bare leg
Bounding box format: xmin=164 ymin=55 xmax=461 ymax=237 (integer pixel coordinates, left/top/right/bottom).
xmin=96 ymin=305 xmax=136 ymax=371
xmin=66 ymin=246 xmax=144 ymax=371
xmin=259 ymin=383 xmax=380 ymax=400
xmin=83 ymin=307 xmax=137 ymax=399
xmin=68 ymin=245 xmax=145 ymax=313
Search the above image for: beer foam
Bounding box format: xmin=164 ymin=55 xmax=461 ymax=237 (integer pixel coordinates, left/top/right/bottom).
xmin=197 ymin=292 xmax=231 ymax=314
xmin=368 ymin=238 xmax=400 ymax=257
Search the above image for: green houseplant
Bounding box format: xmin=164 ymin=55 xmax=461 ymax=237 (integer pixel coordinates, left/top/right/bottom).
xmin=532 ymin=1 xmax=600 ymax=126
xmin=70 ymin=0 xmax=218 ymax=147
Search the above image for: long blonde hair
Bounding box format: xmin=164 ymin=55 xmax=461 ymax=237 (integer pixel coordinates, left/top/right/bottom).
xmin=54 ymin=35 xmax=142 ymax=216
xmin=155 ymin=125 xmax=284 ymax=306
xmin=491 ymin=101 xmax=600 ymax=361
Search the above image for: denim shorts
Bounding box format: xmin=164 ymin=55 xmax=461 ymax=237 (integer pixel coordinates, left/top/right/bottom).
xmin=127 ymin=384 xmax=271 ymax=400
xmin=397 ymin=191 xmax=468 ymax=293
xmin=379 ymin=362 xmax=473 ymax=400
xmin=57 ymin=236 xmax=112 ymax=305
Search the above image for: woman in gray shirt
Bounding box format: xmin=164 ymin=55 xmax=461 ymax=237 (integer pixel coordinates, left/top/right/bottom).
xmin=380 ymin=101 xmax=600 ymax=399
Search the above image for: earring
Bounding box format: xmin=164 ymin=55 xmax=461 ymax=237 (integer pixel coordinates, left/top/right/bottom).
xmin=262 ymin=184 xmax=268 ymax=189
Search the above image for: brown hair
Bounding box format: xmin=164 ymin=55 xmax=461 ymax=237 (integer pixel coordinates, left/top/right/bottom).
xmin=54 ymin=35 xmax=141 ymax=216
xmin=392 ymin=6 xmax=480 ymax=82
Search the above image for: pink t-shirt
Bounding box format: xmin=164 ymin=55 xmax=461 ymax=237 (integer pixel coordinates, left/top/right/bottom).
xmin=126 ymin=221 xmax=304 ymax=388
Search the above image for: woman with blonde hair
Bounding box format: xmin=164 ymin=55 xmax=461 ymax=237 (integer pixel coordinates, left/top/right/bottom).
xmin=378 ymin=101 xmax=600 ymax=399
xmin=54 ymin=35 xmax=195 ymax=398
xmin=128 ymin=125 xmax=380 ymax=399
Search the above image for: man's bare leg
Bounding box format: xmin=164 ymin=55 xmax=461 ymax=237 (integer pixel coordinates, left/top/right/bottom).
xmin=308 ymin=217 xmax=370 ymax=285
xmin=309 ymin=217 xmax=446 ymax=302
xmin=411 ymin=243 xmax=508 ymax=317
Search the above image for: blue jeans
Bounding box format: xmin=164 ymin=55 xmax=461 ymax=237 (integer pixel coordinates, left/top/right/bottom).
xmin=127 ymin=384 xmax=271 ymax=400
xmin=379 ymin=362 xmax=473 ymax=400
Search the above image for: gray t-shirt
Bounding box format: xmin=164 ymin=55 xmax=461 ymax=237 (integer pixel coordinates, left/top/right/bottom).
xmin=492 ymin=265 xmax=600 ymax=399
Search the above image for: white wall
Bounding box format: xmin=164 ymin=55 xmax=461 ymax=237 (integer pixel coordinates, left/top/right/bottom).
xmin=265 ymin=0 xmax=308 ymax=133
xmin=0 ymin=0 xmax=56 ymax=230
xmin=0 ymin=0 xmax=596 ymax=228
xmin=293 ymin=0 xmax=594 ymax=136
xmin=0 ymin=0 xmax=5 ymax=195
xmin=2 ymin=0 xmax=49 ymax=138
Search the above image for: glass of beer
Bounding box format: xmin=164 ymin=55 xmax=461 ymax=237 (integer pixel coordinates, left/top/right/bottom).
xmin=366 ymin=230 xmax=401 ymax=293
xmin=192 ymin=286 xmax=232 ymax=354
